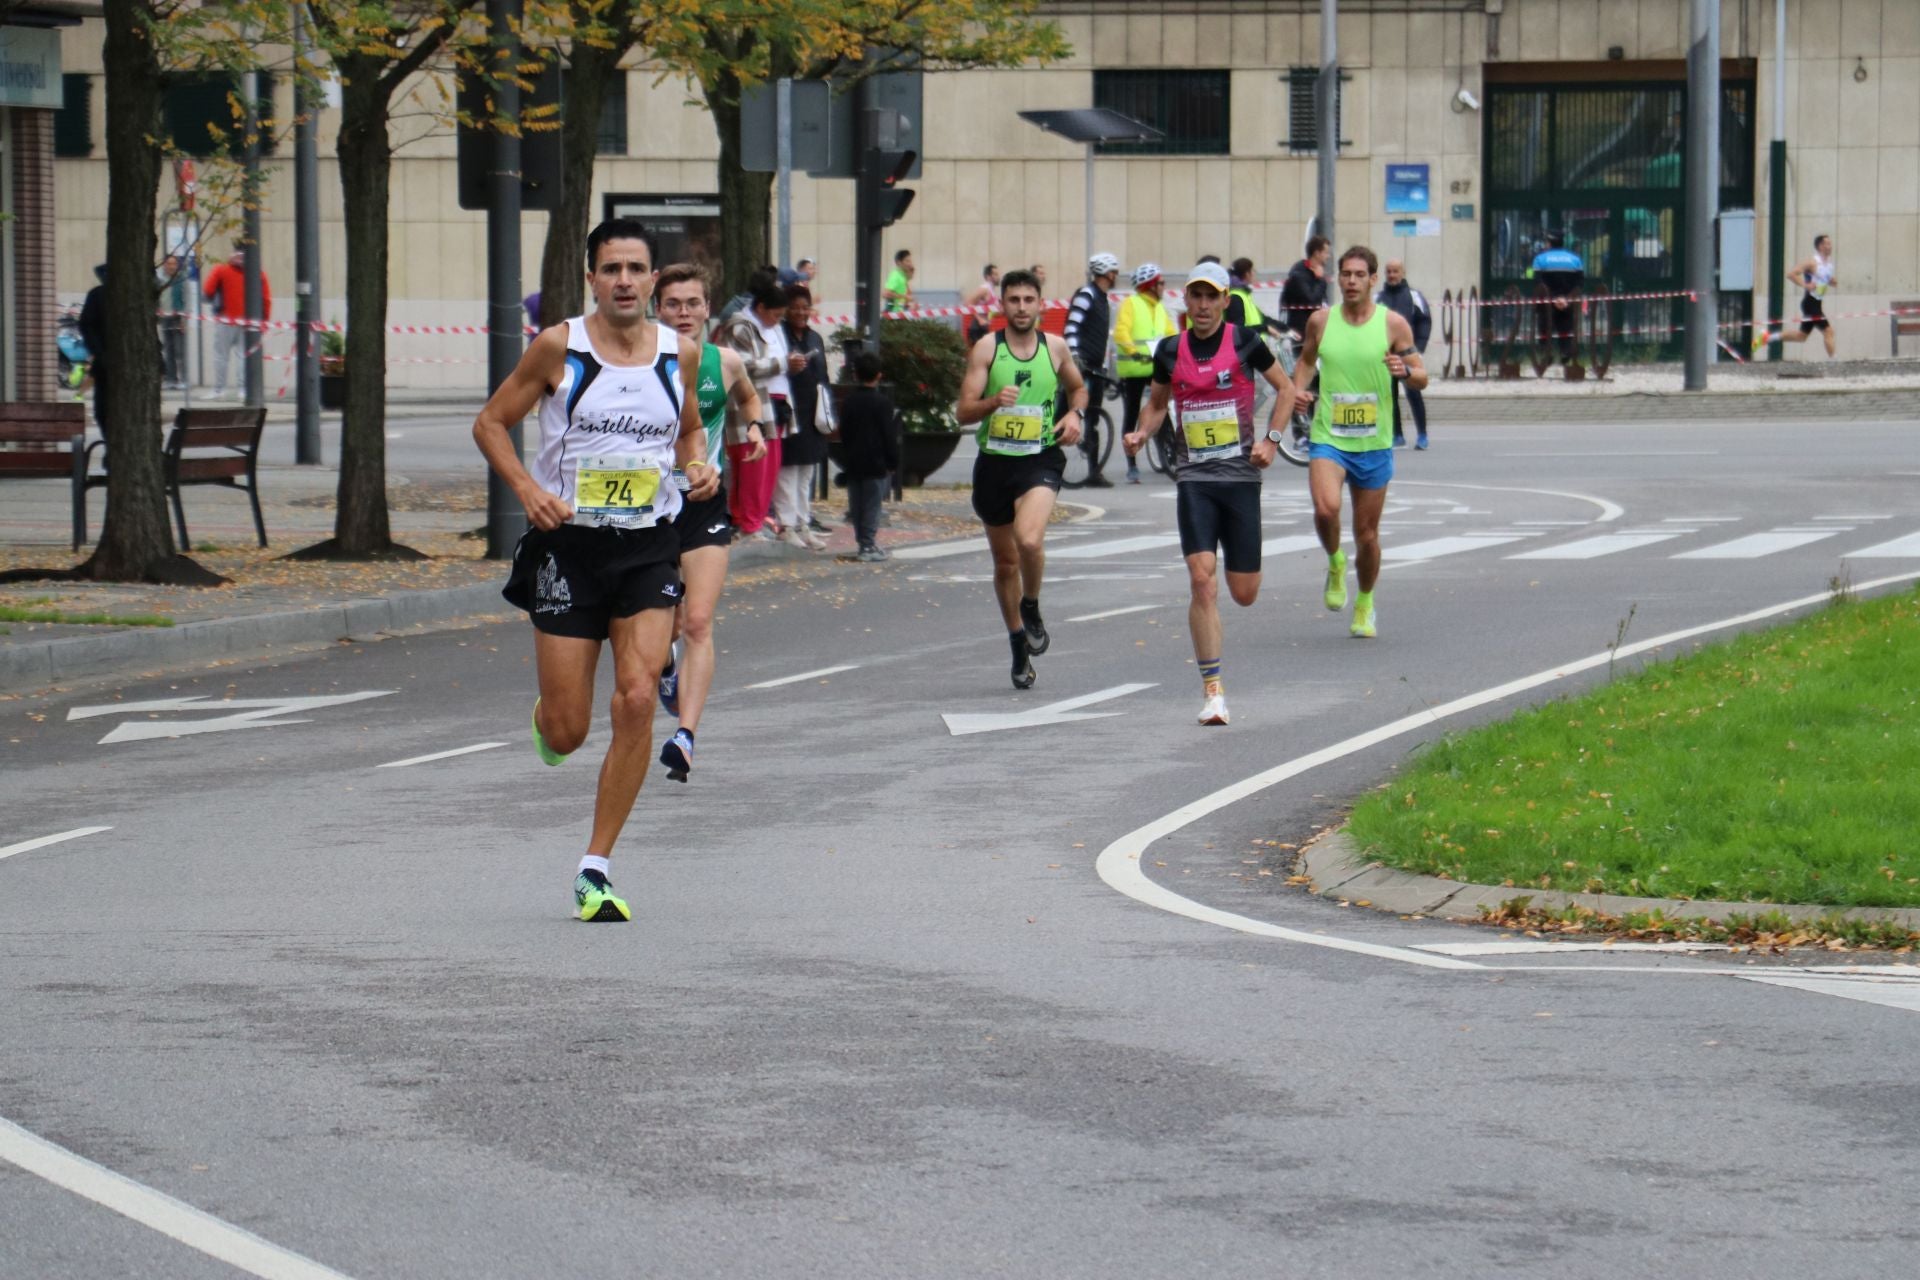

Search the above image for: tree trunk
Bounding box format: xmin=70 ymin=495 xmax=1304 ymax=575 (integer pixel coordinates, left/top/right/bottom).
xmin=300 ymin=63 xmax=412 ymax=559
xmin=537 ymin=30 xmax=629 ymax=327
xmin=86 ymin=0 xmax=222 ymax=586
xmin=708 ymin=84 xmax=772 ymax=302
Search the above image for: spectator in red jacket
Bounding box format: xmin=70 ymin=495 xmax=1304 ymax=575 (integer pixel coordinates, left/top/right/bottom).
xmin=202 ymin=248 xmax=271 ymax=399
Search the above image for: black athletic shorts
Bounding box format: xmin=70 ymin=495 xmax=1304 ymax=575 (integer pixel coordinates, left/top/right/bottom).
xmin=1799 ymin=294 xmax=1829 ymax=334
xmin=1176 ymin=480 xmax=1263 ymax=574
xmin=673 ymin=485 xmax=734 ymax=553
xmin=972 ymin=447 xmax=1065 ymax=527
xmin=502 ymin=522 xmax=683 ymax=641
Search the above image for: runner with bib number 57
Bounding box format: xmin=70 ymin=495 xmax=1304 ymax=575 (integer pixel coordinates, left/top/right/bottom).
xmin=956 ymin=268 xmax=1088 ymax=690
xmin=1290 ymin=244 xmax=1427 ymax=640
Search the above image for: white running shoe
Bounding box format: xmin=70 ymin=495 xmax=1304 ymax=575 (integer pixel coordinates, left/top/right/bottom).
xmin=1199 ymin=693 xmax=1229 ymax=726
xmin=802 ymin=528 xmax=829 ymax=550
xmin=782 ymin=528 xmax=813 ymax=550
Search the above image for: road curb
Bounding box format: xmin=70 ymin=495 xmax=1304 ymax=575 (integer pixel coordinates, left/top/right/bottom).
xmin=0 ymin=582 xmax=509 ymax=693
xmin=1300 ymin=829 xmax=1920 ymax=930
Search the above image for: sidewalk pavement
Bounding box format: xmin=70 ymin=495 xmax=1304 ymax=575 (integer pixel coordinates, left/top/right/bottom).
xmin=0 ymin=466 xmax=981 ymax=693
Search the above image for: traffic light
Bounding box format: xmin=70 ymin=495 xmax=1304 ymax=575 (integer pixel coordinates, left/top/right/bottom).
xmin=860 ymin=147 xmax=917 ymax=229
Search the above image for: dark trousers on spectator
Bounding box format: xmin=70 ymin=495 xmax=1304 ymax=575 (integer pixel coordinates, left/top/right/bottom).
xmin=1538 ymin=301 xmax=1578 ymax=363
xmin=1392 ymin=382 xmax=1427 ymax=442
xmin=848 ymin=475 xmax=888 ymax=549
xmin=1119 ymin=376 xmax=1151 ymax=468
xmin=161 ymin=321 xmax=186 ymax=387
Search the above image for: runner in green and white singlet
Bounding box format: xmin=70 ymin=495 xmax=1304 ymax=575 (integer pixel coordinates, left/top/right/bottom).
xmin=955 ymin=269 xmax=1088 ymax=689
xmin=1291 ymin=245 xmax=1427 ymax=639
xmin=654 ymin=263 xmax=768 ymax=781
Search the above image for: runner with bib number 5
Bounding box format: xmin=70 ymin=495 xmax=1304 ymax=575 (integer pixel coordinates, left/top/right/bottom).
xmin=473 ymin=219 xmax=717 ymax=923
xmin=1290 ymin=245 xmax=1427 ymax=640
xmin=1124 ymin=261 xmax=1295 ymax=726
xmin=956 ymin=268 xmax=1089 ymax=690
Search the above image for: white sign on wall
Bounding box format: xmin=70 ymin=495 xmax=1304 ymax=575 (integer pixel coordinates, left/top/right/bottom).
xmin=0 ymin=27 xmax=62 ymax=110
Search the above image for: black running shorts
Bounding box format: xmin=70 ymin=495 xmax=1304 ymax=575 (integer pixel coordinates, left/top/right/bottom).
xmin=1176 ymin=480 xmax=1263 ymax=574
xmin=673 ymin=486 xmax=734 ymax=553
xmin=972 ymin=447 xmax=1065 ymax=527
xmin=502 ymin=522 xmax=683 ymax=640
xmin=1799 ymin=294 xmax=1829 ymax=334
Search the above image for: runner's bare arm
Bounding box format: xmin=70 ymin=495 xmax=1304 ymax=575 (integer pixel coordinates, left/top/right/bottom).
xmin=1385 ymin=314 xmax=1429 ymax=391
xmin=719 ymin=346 xmax=768 ymax=461
xmin=1123 ymin=381 xmax=1173 ymax=454
xmin=955 ymin=334 xmax=1010 ymax=424
xmin=1787 ymin=258 xmax=1809 ymax=289
xmin=1292 ymin=311 xmax=1328 ymax=415
xmin=1049 ymin=334 xmax=1087 ymax=447
xmin=673 ymin=334 xmax=720 ymax=500
xmin=473 ymin=325 xmax=571 ymax=530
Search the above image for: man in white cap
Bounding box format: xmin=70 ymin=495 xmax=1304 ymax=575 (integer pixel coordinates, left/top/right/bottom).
xmin=1125 ymin=263 xmax=1295 ymax=726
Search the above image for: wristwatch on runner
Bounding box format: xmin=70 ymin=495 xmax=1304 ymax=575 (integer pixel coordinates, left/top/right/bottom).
xmin=1264 ymin=428 xmax=1287 ymax=445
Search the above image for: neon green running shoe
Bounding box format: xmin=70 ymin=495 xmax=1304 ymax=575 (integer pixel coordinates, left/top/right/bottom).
xmin=574 ymin=870 xmax=630 ymax=923
xmin=1351 ymin=595 xmax=1378 ymax=638
xmin=531 ymin=698 xmax=568 ymax=766
xmin=1323 ymin=550 xmax=1349 ymax=612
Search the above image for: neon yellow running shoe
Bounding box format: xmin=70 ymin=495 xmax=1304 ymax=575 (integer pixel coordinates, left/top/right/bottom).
xmin=1323 ymin=550 xmax=1349 ymax=612
xmin=574 ymin=870 xmax=630 ymax=922
xmin=531 ymin=698 xmax=568 ymax=766
xmin=1351 ymin=594 xmax=1377 ymax=638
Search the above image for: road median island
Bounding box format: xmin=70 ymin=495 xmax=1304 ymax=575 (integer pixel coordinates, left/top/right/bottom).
xmin=1332 ymin=585 xmax=1920 ymax=948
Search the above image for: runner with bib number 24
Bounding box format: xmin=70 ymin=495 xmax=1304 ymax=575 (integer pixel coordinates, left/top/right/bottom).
xmin=1290 ymin=245 xmax=1427 ymax=640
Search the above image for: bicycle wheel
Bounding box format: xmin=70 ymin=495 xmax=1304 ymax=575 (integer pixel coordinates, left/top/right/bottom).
xmin=1086 ymin=405 xmax=1115 ymax=472
xmin=1148 ymin=423 xmax=1174 ymax=476
xmin=1277 ymin=411 xmax=1312 ymax=467
xmin=1059 ymin=431 xmax=1091 ymax=487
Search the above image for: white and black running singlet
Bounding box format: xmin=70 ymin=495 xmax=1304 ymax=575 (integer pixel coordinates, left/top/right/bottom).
xmin=533 ymin=317 xmax=686 ymax=530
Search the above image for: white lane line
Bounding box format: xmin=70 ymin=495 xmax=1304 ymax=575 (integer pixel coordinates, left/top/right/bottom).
xmin=1094 ymin=570 xmax=1920 ymax=971
xmin=1392 ymin=480 xmax=1624 ymax=523
xmin=0 ymin=1115 xmax=354 ymax=1279
xmin=1845 ymin=531 xmax=1920 ymax=558
xmin=888 ymin=538 xmax=988 ymax=560
xmin=1674 ymin=528 xmax=1845 ymax=559
xmin=1261 ymin=534 xmax=1327 ymax=556
xmin=1509 ymin=531 xmax=1686 ymax=560
xmin=377 ymin=743 xmax=506 ymax=769
xmin=1495 ymin=450 xmax=1721 ymax=458
xmin=1814 ymin=514 xmax=1892 ymax=521
xmin=1051 ymin=534 xmax=1183 ymax=559
xmin=1066 ymin=604 xmax=1162 ymax=622
xmin=1387 ymin=533 xmax=1534 ymax=561
xmin=744 ymin=664 xmax=859 ymax=689
xmin=1666 ymin=516 xmax=1742 ymax=523
xmin=1739 ymin=976 xmax=1920 ymax=1014
xmin=1512 ymin=520 xmax=1593 ymax=526
xmin=1417 ymin=940 xmax=1729 ymax=956
xmin=0 ymin=826 xmax=113 ymax=863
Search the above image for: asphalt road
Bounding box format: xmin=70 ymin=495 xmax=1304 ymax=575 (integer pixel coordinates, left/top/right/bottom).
xmin=4 ymin=415 xmax=1920 ymax=1278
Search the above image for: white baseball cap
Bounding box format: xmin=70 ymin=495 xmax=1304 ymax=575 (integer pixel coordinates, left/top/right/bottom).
xmin=1186 ymin=262 xmax=1231 ymax=293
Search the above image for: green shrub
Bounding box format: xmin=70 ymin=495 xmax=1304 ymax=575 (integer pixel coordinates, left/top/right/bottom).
xmin=831 ymin=318 xmax=968 ymax=432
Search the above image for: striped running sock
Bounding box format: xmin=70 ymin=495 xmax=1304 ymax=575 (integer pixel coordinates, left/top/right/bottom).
xmin=1199 ymin=657 xmax=1222 ymax=696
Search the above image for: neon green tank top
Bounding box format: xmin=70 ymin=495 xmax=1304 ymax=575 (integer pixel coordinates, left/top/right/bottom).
xmin=978 ymin=331 xmax=1060 ymax=457
xmin=695 ymin=343 xmax=726 ymax=469
xmin=1311 ymin=304 xmax=1395 ymax=453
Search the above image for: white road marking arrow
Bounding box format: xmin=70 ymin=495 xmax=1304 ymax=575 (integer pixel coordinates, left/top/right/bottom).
xmin=942 ymin=683 xmax=1156 ymax=737
xmin=67 ymin=691 xmax=394 ymax=744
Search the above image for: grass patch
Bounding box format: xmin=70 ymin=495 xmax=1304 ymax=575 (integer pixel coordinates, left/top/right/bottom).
xmin=1349 ymin=586 xmax=1920 ymax=909
xmin=0 ymin=606 xmax=174 ymax=627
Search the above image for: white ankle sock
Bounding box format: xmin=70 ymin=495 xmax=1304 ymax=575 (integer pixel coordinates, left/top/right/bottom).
xmin=578 ymin=854 xmax=611 ymax=877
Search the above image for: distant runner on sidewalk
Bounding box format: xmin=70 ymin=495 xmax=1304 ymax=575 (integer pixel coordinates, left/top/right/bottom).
xmin=472 ymin=219 xmax=718 ymax=922
xmin=955 ymin=268 xmax=1088 ymax=689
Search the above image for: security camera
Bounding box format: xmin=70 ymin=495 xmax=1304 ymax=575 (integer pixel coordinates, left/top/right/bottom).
xmin=1454 ymin=88 xmax=1480 ymax=112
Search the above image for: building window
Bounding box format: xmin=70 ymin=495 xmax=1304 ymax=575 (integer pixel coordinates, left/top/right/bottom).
xmin=54 ymin=74 xmax=92 ymax=157
xmin=1286 ymin=67 xmax=1351 ymax=154
xmin=597 ymin=72 xmax=628 ymax=156
xmin=163 ymin=72 xmax=278 ymax=158
xmin=1092 ymin=69 xmax=1229 ymax=156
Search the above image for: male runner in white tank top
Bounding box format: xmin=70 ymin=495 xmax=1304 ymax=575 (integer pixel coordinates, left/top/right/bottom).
xmin=473 ymin=219 xmax=718 ymax=922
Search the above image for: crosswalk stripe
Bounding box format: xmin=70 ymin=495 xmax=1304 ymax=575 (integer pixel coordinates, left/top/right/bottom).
xmin=1260 ymin=534 xmax=1326 ymax=557
xmin=1844 ymin=531 xmax=1920 ymax=558
xmin=888 ymin=537 xmax=989 ymax=560
xmin=1051 ymin=534 xmax=1183 ymax=559
xmin=1674 ymin=528 xmax=1845 ymax=559
xmin=1509 ymin=531 xmax=1686 ymax=560
xmin=1387 ymin=533 xmax=1533 ymax=561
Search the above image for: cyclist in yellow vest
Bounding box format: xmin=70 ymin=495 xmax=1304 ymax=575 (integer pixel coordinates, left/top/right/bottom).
xmin=1290 ymin=245 xmax=1427 ymax=639
xmin=1112 ymin=263 xmax=1174 ymax=483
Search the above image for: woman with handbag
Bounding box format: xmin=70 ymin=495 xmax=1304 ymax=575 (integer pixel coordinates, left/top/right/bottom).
xmin=775 ymin=284 xmax=833 ymax=550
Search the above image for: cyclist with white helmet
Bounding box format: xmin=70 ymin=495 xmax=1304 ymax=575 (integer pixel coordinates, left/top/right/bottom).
xmin=1113 ymin=263 xmax=1175 ymax=483
xmin=1063 ymin=253 xmax=1121 ymax=486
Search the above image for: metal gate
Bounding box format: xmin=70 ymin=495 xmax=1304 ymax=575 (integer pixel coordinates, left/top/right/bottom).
xmin=1482 ymin=70 xmax=1756 ymax=362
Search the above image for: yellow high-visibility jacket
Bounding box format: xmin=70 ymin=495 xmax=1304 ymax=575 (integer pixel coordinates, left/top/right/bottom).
xmin=1112 ymin=293 xmax=1174 ymax=379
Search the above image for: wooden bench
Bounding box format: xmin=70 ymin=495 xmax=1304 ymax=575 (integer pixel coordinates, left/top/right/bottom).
xmin=1893 ymin=301 xmax=1920 ymax=357
xmin=78 ymin=406 xmax=270 ymax=550
xmin=0 ymin=402 xmax=88 ymax=551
